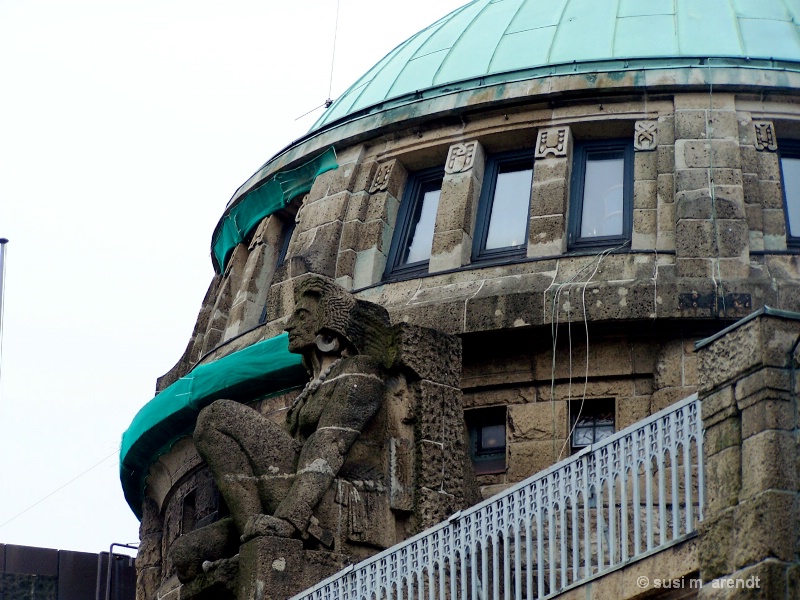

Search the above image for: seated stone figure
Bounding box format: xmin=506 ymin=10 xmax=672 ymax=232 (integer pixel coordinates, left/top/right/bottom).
xmin=172 ymin=275 xmax=391 ymax=583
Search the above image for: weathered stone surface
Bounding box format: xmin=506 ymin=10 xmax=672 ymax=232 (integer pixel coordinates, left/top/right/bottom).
xmin=705 ymin=445 xmax=741 ymax=514
xmin=699 ymin=511 xmax=735 ymax=584
xmin=734 ymin=491 xmax=797 ymax=568
xmin=508 ymin=401 xmax=567 ymax=441
xmin=740 ymin=430 xmax=797 ymax=498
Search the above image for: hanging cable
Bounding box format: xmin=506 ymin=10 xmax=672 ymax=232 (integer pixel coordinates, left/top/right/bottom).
xmin=327 ymin=0 xmax=342 ymax=107
xmin=0 ymin=450 xmax=117 ymax=529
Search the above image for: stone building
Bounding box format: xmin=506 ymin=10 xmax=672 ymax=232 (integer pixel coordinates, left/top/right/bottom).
xmin=121 ymin=0 xmax=800 ymax=598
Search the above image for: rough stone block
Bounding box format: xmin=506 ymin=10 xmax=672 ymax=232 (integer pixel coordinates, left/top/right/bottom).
xmin=657 ymin=145 xmax=675 ymax=174
xmin=741 ymin=430 xmax=797 ymax=497
xmin=430 ymin=229 xmax=470 ymax=272
xmin=530 ymin=178 xmax=568 ymax=216
xmin=744 ymin=203 xmax=763 ymax=231
xmin=527 ymin=214 xmax=565 ymax=256
xmin=656 ymin=173 xmax=675 ymax=205
xmin=634 ymin=151 xmax=658 ymax=181
xmin=708 ymin=111 xmax=739 ymax=140
xmin=734 ymin=367 xmax=792 ymax=409
xmin=632 ymin=209 xmax=657 ymax=248
xmin=657 ymin=114 xmax=676 ymax=145
xmin=734 ymin=491 xmax=798 ymax=568
xmin=740 ymin=145 xmax=759 ymax=174
xmin=705 ymin=445 xmax=742 ymax=514
xmin=700 ymin=385 xmax=736 ymax=422
xmin=353 ymin=248 xmax=387 ymax=289
xmin=533 ymin=156 xmax=570 ymax=181
xmin=717 ymin=258 xmax=750 ymax=280
xmin=634 ymin=180 xmax=658 ymax=209
xmin=698 ymin=508 xmax=735 ymax=582
xmin=756 ymin=150 xmax=782 ymax=182
xmin=437 ymin=171 xmax=478 ymax=233
xmin=676 ymin=168 xmax=710 ymax=192
xmin=616 ymin=397 xmax=651 ymax=429
xmin=705 ymin=415 xmax=742 ymax=457
xmin=676 ymin=219 xmax=715 ymax=257
xmin=758 ymin=180 xmax=784 ymax=209
xmin=508 ymin=401 xmax=568 ymax=441
xmin=676 ymin=189 xmax=713 ymax=219
xmin=675 ymin=110 xmax=707 ymax=139
xmin=507 ymin=439 xmax=564 ymax=480
xmin=762 ymin=208 xmax=786 ymax=237
xmin=712 ymin=168 xmax=743 ymax=187
xmin=716 ymin=220 xmax=748 ymax=257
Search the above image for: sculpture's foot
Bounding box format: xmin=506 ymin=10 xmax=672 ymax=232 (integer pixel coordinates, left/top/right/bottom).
xmin=241 ymin=514 xmax=295 ymax=542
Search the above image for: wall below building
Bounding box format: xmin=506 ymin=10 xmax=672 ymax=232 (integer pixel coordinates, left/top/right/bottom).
xmin=0 ymin=544 xmax=136 ymax=600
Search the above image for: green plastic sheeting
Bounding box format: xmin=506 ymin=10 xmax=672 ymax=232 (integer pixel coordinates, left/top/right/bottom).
xmin=211 ymin=148 xmax=339 ymax=272
xmin=120 ymin=333 xmax=306 ymax=518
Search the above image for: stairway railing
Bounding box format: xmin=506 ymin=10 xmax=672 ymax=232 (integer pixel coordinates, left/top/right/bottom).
xmin=292 ymin=393 xmax=703 ymax=600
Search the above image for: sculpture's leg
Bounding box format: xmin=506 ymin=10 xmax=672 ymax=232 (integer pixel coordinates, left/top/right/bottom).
xmin=171 ymin=516 xmax=239 ymax=583
xmin=195 ymin=399 xmax=299 ymax=533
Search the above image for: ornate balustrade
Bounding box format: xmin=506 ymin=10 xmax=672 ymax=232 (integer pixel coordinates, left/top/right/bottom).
xmin=293 ymin=394 xmax=703 ymax=600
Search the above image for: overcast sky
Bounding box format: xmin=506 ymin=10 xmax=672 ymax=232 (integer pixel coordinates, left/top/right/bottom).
xmin=0 ymin=0 xmax=466 ymax=555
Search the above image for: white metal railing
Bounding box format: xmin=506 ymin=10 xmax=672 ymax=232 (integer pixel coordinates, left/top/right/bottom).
xmin=292 ymin=393 xmax=703 ymax=600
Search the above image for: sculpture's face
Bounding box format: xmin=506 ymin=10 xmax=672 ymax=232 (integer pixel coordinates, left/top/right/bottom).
xmin=286 ymin=293 xmax=320 ymax=354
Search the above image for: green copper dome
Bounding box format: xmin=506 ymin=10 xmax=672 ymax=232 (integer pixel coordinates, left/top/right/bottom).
xmin=312 ymin=0 xmax=800 ymax=131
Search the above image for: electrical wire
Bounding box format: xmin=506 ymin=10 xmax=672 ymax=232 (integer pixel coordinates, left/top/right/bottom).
xmin=0 ymin=451 xmax=117 ymax=529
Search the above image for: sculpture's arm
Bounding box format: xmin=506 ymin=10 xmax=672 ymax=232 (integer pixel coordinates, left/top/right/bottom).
xmin=273 ymin=366 xmax=384 ymax=534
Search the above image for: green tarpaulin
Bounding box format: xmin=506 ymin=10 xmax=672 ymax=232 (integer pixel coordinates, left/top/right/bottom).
xmin=120 ymin=333 xmax=306 ymax=518
xmin=211 ymin=148 xmax=338 ymax=272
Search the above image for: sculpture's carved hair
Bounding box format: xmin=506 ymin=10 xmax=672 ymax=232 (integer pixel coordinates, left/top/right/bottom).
xmin=294 ymin=275 xmax=391 ymax=360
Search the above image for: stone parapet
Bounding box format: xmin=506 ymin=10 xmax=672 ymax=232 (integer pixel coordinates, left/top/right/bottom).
xmin=695 ymin=308 xmax=800 ymax=597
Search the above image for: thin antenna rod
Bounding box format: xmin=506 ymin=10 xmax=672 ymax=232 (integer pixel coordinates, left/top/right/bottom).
xmin=0 ymin=238 xmax=7 ymax=393
xmin=327 ymin=0 xmax=341 ymax=104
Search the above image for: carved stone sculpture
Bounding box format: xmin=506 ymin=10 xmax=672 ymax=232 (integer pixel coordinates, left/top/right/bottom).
xmin=170 ymin=274 xmax=477 ymax=599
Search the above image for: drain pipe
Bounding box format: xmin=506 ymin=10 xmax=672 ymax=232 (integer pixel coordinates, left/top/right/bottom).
xmin=105 ymin=542 xmax=138 ymax=600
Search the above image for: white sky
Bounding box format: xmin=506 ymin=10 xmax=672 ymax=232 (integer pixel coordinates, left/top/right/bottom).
xmin=0 ymin=0 xmax=465 ymax=555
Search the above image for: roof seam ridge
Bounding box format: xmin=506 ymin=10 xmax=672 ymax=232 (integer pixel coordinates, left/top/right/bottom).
xmin=487 ymin=0 xmax=529 ymax=73
xmin=432 ymin=0 xmax=494 ymax=86
xmin=382 ymin=2 xmax=476 ymax=101
xmin=545 ymin=0 xmax=572 ymax=65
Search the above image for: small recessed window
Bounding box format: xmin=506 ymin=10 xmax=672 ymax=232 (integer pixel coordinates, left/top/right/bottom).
xmin=385 ymin=167 xmax=444 ymax=278
xmin=780 ymin=142 xmax=800 ymax=244
xmin=466 ymin=407 xmax=506 ymax=474
xmin=569 ymin=141 xmax=633 ymax=249
xmin=570 ymin=399 xmax=615 ymax=453
xmin=473 ymin=150 xmax=534 ymax=261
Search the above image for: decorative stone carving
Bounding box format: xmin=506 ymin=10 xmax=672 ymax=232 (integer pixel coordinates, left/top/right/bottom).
xmin=169 ymin=274 xmax=477 ymax=600
xmin=445 ymin=141 xmax=479 ymax=173
xmin=754 ymin=121 xmax=777 ymax=152
xmin=634 ymin=120 xmax=658 ymax=151
xmin=369 ymin=160 xmax=398 ymax=193
xmin=535 ymin=126 xmax=570 ymax=159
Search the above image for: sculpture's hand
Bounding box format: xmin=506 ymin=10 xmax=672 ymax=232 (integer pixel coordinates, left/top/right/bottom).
xmin=240 ymin=514 xmax=295 ymax=543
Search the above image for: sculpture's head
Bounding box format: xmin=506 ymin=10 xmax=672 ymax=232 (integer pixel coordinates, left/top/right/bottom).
xmin=286 ymin=275 xmax=391 ymax=359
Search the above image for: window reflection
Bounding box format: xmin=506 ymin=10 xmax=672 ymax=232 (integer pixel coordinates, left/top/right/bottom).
xmin=485 ymin=166 xmax=532 ymax=250
xmin=580 ymin=153 xmax=624 ymax=238
xmin=403 ymin=185 xmax=441 ymax=264
xmin=781 ymin=155 xmax=800 ymax=238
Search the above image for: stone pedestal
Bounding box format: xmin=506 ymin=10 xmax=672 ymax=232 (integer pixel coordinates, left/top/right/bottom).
xmin=237 ymin=537 xmax=349 ymax=600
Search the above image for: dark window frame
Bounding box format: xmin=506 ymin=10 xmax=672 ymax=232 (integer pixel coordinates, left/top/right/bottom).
xmin=472 ymin=148 xmax=535 ymax=263
xmin=568 ymin=139 xmax=634 ymax=250
xmin=779 ymin=140 xmax=800 ymax=247
xmin=384 ymin=166 xmax=444 ymax=279
xmin=466 ymin=406 xmax=507 ymax=475
xmin=570 ymin=398 xmax=615 ymax=454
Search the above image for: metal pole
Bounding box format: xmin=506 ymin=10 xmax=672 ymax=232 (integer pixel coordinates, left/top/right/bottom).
xmin=0 ymin=238 xmax=8 ymax=392
xmin=105 ymin=542 xmax=138 ymax=600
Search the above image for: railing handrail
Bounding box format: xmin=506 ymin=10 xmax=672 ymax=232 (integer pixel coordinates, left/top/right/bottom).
xmin=292 ymin=392 xmax=703 ymax=600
